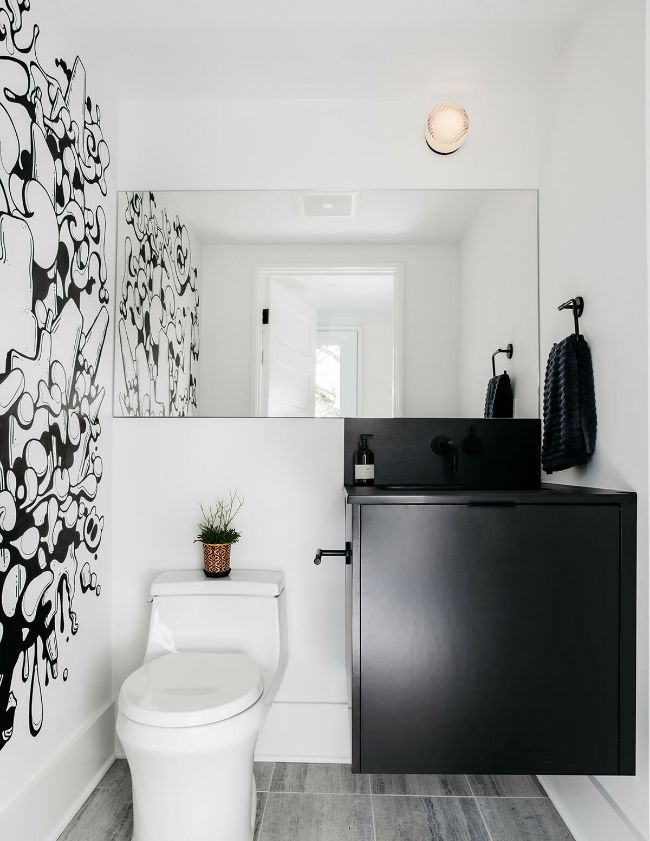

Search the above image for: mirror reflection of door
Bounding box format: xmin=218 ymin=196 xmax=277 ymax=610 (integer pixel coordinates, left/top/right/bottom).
xmin=263 ymin=280 xmax=316 ymax=417
xmin=256 ymin=267 xmax=400 ymax=417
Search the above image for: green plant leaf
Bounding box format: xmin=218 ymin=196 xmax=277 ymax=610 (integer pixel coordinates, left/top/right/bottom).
xmin=195 ymin=492 xmax=244 ymax=545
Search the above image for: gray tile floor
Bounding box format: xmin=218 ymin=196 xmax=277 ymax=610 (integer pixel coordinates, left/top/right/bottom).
xmin=58 ymin=760 xmax=575 ymax=841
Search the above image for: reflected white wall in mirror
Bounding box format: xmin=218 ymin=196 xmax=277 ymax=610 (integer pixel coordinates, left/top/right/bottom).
xmin=113 ymin=190 xmax=539 ymax=418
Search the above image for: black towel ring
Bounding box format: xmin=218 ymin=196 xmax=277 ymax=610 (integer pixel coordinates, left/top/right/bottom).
xmin=558 ymin=296 xmax=584 ymax=337
xmin=491 ymin=344 xmax=513 ymax=378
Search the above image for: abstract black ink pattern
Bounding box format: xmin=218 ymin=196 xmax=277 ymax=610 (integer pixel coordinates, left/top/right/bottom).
xmin=0 ymin=0 xmax=110 ymax=749
xmin=117 ymin=192 xmax=200 ymax=416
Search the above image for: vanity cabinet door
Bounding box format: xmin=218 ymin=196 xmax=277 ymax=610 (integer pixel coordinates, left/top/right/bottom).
xmin=357 ymin=503 xmax=621 ymax=774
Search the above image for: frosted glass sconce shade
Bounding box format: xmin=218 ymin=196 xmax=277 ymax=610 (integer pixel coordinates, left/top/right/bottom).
xmin=425 ymin=102 xmax=470 ymax=155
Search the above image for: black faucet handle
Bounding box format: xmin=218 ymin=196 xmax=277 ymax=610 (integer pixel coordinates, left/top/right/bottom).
xmin=462 ymin=424 xmax=482 ymax=456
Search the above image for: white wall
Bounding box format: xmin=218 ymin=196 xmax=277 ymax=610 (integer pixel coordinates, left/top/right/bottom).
xmin=401 ymin=246 xmax=461 ymax=417
xmin=118 ymin=96 xmax=539 ymax=192
xmin=0 ymin=0 xmax=118 ymax=837
xmin=198 ymin=243 xmax=460 ymax=417
xmin=112 ymin=418 xmax=349 ymax=760
xmin=538 ymin=1 xmax=648 ymax=840
xmin=458 ymin=191 xmax=539 ymax=418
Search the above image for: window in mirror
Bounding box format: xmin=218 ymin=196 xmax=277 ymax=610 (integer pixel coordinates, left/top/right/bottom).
xmin=315 ymin=330 xmax=359 ymax=418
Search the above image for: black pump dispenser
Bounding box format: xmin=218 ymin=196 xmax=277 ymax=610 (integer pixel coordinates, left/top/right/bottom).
xmin=354 ymin=434 xmax=375 ymax=486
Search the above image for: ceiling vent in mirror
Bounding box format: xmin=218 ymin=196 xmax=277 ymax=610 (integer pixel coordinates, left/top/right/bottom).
xmin=301 ymin=193 xmax=357 ymax=217
xmin=425 ymin=103 xmax=469 ymax=155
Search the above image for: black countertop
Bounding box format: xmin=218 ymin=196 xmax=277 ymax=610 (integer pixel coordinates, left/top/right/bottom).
xmin=344 ymin=483 xmax=636 ymax=505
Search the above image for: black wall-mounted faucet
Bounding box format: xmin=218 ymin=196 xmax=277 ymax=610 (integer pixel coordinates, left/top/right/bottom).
xmin=314 ymin=543 xmax=352 ymax=565
xmin=431 ymin=435 xmax=459 ymax=473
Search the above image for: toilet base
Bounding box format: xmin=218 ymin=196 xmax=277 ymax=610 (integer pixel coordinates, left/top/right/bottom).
xmin=128 ymin=785 xmax=256 ymax=841
xmin=117 ymin=702 xmax=264 ymax=841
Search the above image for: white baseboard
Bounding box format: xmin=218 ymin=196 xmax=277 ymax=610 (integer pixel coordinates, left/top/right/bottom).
xmin=115 ymin=700 xmax=351 ymax=764
xmin=117 ymin=700 xmax=350 ymax=764
xmin=255 ymin=701 xmax=350 ymax=763
xmin=1 ymin=702 xmax=116 ymax=841
xmin=539 ymin=775 xmax=647 ymax=841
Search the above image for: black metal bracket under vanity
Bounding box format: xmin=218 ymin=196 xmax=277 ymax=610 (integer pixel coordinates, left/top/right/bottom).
xmin=346 ymin=483 xmax=636 ymax=776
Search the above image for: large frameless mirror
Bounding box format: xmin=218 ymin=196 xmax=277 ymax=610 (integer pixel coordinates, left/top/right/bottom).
xmin=113 ymin=189 xmax=539 ymax=418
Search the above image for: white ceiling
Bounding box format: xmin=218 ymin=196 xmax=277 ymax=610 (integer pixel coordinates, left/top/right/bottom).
xmin=60 ymin=0 xmax=590 ymax=100
xmin=160 ymin=189 xmax=522 ymax=245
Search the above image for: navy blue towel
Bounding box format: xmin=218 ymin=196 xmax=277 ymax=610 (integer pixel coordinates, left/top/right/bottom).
xmin=484 ymin=372 xmax=513 ymax=419
xmin=542 ymin=334 xmax=597 ymax=473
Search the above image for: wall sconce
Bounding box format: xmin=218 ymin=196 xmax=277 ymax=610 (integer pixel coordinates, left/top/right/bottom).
xmin=425 ymin=102 xmax=470 ymax=155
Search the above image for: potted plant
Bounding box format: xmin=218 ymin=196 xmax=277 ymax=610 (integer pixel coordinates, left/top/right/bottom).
xmin=195 ymin=492 xmax=244 ymax=578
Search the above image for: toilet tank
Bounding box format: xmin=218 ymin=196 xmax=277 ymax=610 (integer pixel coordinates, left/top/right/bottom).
xmin=144 ymin=570 xmax=286 ymax=691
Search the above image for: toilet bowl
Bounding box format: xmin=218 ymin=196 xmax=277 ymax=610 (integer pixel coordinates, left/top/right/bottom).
xmin=117 ymin=570 xmax=287 ymax=841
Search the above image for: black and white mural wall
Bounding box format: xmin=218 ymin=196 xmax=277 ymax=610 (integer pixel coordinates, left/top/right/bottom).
xmin=0 ymin=0 xmax=112 ymax=754
xmin=115 ymin=191 xmax=200 ymax=416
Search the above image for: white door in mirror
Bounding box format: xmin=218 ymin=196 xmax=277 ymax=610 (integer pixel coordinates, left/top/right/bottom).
xmin=264 ymin=281 xmax=317 ymax=416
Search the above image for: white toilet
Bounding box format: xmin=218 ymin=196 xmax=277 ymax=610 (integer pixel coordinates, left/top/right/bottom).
xmin=116 ymin=569 xmax=287 ymax=841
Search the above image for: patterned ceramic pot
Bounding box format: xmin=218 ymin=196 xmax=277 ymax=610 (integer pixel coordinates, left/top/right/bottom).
xmin=202 ymin=543 xmax=232 ymax=578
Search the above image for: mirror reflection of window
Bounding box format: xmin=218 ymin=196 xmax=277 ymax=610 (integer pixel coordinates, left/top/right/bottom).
xmin=315 ymin=330 xmax=360 ymax=417
xmin=315 ymin=344 xmax=341 ymax=417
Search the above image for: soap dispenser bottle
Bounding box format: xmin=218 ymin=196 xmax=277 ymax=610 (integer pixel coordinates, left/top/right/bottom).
xmin=354 ymin=434 xmax=375 ymax=486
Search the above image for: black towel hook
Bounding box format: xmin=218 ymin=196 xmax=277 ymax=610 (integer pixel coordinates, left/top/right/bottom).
xmin=558 ymin=296 xmax=584 ymax=337
xmin=491 ymin=343 xmax=513 ymax=377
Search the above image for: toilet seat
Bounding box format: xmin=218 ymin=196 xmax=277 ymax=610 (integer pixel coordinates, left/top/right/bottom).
xmin=119 ymin=652 xmax=263 ymax=728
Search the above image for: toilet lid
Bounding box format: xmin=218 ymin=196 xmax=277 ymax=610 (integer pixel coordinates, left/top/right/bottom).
xmin=118 ymin=652 xmax=263 ymax=728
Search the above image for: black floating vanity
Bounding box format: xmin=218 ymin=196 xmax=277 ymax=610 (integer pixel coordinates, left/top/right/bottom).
xmin=339 ymin=419 xmax=637 ymax=777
